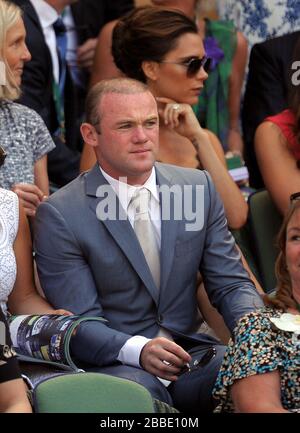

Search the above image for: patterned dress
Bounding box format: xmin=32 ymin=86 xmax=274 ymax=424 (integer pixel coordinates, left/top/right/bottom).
xmin=213 ymin=307 xmax=300 ymax=412
xmin=217 ymin=0 xmax=300 ymax=50
xmin=0 ymin=101 xmax=55 ymax=190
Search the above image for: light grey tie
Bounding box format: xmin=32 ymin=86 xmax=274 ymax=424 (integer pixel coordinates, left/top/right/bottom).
xmin=129 ymin=188 xmax=160 ymax=289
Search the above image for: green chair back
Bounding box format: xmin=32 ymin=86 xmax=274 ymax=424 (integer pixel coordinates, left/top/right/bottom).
xmin=248 ymin=189 xmax=282 ymax=293
xmin=33 ymin=372 xmax=156 ymax=413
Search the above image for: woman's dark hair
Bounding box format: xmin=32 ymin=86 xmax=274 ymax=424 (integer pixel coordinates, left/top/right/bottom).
xmin=112 ymin=6 xmax=198 ymax=83
xmin=289 ymin=36 xmax=300 ymax=154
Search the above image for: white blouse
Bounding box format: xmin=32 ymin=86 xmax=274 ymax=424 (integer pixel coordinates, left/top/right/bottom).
xmin=0 ymin=188 xmax=18 ymax=315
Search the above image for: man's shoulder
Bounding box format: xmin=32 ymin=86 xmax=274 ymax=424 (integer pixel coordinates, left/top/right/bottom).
xmin=252 ymin=30 xmax=300 ymax=56
xmin=13 ymin=0 xmax=43 ymax=37
xmin=155 ymin=162 xmax=210 ymax=186
xmin=12 ymin=0 xmax=36 ymax=20
xmin=47 ymin=173 xmax=86 ymax=208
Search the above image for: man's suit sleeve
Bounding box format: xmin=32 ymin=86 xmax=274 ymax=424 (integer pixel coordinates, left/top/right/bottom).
xmin=104 ymin=0 xmax=134 ymax=21
xmin=200 ymin=172 xmax=264 ymax=333
xmin=242 ymin=41 xmax=287 ymax=144
xmin=242 ymin=41 xmax=287 ymax=187
xmin=34 ymin=201 xmax=132 ymax=367
xmin=18 ymin=10 xmax=80 ymax=186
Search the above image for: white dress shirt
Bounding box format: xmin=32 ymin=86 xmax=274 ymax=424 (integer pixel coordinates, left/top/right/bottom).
xmin=99 ymin=166 xmax=173 ymax=379
xmin=30 ymin=0 xmax=60 ymax=83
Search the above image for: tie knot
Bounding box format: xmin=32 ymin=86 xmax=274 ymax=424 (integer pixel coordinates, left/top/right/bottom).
xmin=130 ymin=188 xmax=150 ymax=217
xmin=53 ymin=17 xmax=66 ymax=35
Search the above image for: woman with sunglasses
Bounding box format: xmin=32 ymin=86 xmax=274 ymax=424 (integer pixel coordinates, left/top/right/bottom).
xmin=89 ymin=0 xmax=247 ymax=155
xmin=82 ymin=6 xmax=248 ymax=231
xmin=255 ymin=38 xmax=300 ymax=216
xmin=213 ymin=194 xmax=300 ymax=413
xmin=0 ymin=0 xmax=54 ymax=218
xmin=150 ymin=0 xmax=247 ymax=156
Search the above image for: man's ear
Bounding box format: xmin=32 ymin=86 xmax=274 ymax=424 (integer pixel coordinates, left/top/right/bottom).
xmin=141 ymin=60 xmax=160 ymax=81
xmin=80 ymin=123 xmax=99 ymax=147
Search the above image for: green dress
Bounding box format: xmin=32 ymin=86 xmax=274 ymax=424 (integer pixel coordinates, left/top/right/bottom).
xmin=193 ymin=19 xmax=237 ymax=151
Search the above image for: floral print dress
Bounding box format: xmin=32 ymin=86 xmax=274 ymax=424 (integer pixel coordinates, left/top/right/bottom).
xmin=213 ymin=307 xmax=300 ymax=412
xmin=217 ymin=0 xmax=300 ymax=50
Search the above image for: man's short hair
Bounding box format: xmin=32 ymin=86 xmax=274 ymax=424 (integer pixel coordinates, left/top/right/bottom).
xmin=85 ymin=78 xmax=150 ymax=131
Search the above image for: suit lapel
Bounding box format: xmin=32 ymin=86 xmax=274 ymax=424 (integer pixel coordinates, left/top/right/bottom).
xmin=155 ymin=164 xmax=181 ymax=295
xmin=21 ymin=0 xmax=45 ymax=33
xmin=86 ymin=165 xmax=160 ymax=303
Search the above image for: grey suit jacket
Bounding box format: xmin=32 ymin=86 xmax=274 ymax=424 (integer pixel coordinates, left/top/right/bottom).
xmin=34 ymin=163 xmax=263 ymax=367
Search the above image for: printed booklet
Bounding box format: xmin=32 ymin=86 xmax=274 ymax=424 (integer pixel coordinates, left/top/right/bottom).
xmin=8 ymin=314 xmax=105 ymax=371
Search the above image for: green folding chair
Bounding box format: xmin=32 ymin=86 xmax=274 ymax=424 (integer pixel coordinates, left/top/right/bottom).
xmin=248 ymin=189 xmax=282 ymax=293
xmin=32 ymin=372 xmax=178 ymax=413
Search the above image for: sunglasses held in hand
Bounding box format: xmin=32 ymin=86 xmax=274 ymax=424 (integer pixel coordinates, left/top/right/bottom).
xmin=179 ymin=347 xmax=216 ymax=375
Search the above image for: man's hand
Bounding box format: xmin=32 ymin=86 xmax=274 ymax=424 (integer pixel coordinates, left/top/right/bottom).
xmin=77 ymin=38 xmax=98 ymax=70
xmin=12 ymin=183 xmax=47 ymax=217
xmin=140 ymin=337 xmax=191 ymax=381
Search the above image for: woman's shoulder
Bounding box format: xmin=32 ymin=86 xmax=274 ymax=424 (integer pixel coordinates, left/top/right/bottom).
xmin=4 ymin=101 xmax=40 ymax=118
xmin=262 ymin=109 xmax=297 ymax=147
xmin=0 ymin=188 xmax=19 ymax=232
xmin=0 ymin=187 xmax=18 ymax=204
xmin=234 ymin=306 xmax=282 ymax=334
xmin=1 ymin=100 xmax=43 ymax=124
xmin=265 ymin=109 xmax=295 ymax=126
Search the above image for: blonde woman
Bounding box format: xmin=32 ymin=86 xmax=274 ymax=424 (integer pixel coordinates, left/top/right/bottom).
xmin=0 ymin=0 xmax=54 ymax=217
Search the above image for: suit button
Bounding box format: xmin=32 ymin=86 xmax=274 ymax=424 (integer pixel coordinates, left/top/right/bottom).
xmin=158 ymin=314 xmax=163 ymax=323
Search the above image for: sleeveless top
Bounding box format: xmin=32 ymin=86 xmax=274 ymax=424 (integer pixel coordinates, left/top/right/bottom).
xmin=0 ymin=188 xmax=19 ymax=315
xmin=265 ymin=109 xmax=300 ymax=160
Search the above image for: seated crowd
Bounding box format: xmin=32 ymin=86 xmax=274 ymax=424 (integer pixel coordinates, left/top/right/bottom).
xmin=0 ymin=0 xmax=299 ymax=414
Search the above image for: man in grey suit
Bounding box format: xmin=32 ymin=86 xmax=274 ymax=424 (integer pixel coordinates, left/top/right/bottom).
xmin=34 ymin=78 xmax=263 ymax=412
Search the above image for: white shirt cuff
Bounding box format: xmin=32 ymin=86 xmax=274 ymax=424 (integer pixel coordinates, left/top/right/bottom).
xmin=117 ymin=335 xmax=151 ymax=367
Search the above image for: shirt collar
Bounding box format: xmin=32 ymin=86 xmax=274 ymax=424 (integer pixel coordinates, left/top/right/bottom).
xmin=99 ymin=166 xmax=159 ymax=211
xmin=30 ymin=0 xmax=58 ymax=29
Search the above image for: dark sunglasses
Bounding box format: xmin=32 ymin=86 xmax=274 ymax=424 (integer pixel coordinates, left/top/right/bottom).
xmin=159 ymin=56 xmax=211 ymax=77
xmin=0 ymin=146 xmax=6 ymax=167
xmin=290 ymin=192 xmax=300 ymax=203
xmin=178 ymin=347 xmax=216 ymax=375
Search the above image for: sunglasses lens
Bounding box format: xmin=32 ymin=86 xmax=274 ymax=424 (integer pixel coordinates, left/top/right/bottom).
xmin=290 ymin=192 xmax=300 ymax=202
xmin=187 ymin=57 xmax=211 ymax=77
xmin=187 ymin=58 xmax=202 ymax=77
xmin=204 ymin=57 xmax=211 ymax=73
